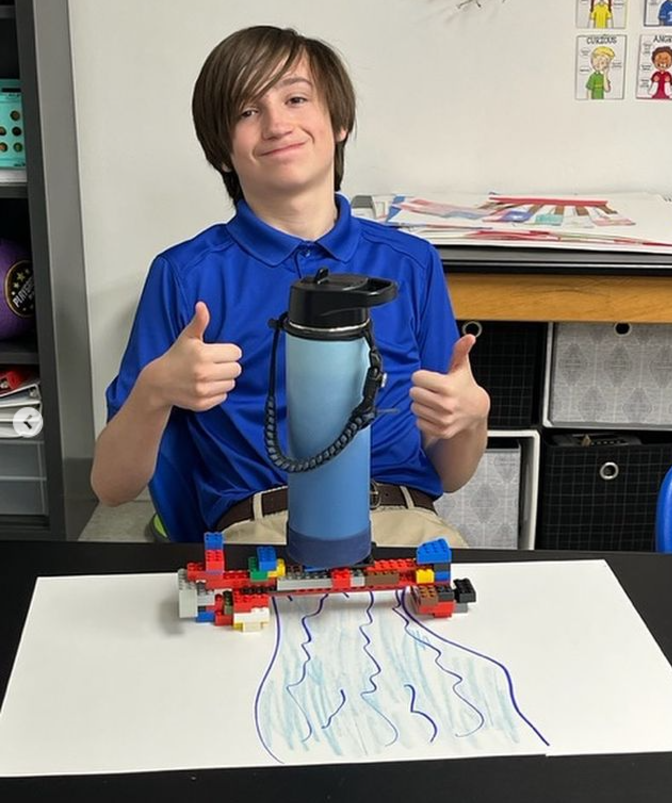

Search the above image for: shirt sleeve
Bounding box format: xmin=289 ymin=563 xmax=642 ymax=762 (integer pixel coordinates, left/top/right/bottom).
xmin=105 ymin=255 xmax=187 ymax=421
xmin=416 ymin=245 xmax=459 ymax=374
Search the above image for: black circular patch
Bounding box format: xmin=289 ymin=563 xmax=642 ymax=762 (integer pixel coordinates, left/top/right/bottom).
xmin=4 ymin=259 xmax=35 ymax=318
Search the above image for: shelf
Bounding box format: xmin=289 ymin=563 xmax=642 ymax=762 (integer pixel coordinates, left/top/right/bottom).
xmin=0 ymin=7 xmax=16 ymax=21
xmin=0 ymin=514 xmax=50 ymax=540
xmin=0 ymin=181 xmax=28 ymax=199
xmin=0 ymin=333 xmax=38 ymax=364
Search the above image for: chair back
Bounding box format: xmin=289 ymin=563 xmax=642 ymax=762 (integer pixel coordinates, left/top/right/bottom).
xmin=148 ymin=410 xmax=206 ymax=542
xmin=656 ymin=466 xmax=672 ymax=553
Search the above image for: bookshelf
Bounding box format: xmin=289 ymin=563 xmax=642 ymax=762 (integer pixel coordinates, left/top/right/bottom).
xmin=0 ymin=0 xmax=96 ymax=540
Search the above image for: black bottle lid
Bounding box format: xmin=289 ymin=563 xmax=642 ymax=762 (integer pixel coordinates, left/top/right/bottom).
xmin=286 ymin=268 xmax=397 ymax=336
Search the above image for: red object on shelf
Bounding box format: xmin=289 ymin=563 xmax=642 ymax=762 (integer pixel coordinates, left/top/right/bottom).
xmin=0 ymin=365 xmax=35 ymax=392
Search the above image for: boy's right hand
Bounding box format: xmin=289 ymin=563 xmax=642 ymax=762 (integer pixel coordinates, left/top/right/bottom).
xmin=143 ymin=301 xmax=242 ymax=412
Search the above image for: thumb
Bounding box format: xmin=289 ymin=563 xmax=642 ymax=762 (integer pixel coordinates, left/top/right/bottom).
xmin=182 ymin=301 xmax=210 ymax=341
xmin=448 ymin=334 xmax=476 ymax=373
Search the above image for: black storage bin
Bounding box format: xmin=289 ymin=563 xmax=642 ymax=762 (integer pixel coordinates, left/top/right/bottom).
xmin=457 ymin=320 xmax=545 ymax=428
xmin=537 ymin=431 xmax=672 ymax=551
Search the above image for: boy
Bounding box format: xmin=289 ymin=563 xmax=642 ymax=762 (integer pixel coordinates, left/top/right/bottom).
xmin=91 ymin=26 xmax=490 ymax=546
xmin=586 ymin=45 xmax=615 ymax=100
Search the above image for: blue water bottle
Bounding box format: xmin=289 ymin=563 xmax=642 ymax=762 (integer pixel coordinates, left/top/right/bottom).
xmin=265 ymin=268 xmax=397 ymax=568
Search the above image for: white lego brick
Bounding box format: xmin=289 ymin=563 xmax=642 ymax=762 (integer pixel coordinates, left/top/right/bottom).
xmin=233 ymin=608 xmax=271 ymax=626
xmin=177 ymin=570 xmax=198 ymax=619
xmin=196 ymin=585 xmax=215 ymax=607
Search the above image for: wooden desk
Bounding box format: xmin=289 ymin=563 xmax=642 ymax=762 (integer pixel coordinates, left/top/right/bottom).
xmin=1 ymin=541 xmax=672 ymax=803
xmin=441 ymin=246 xmax=672 ymax=323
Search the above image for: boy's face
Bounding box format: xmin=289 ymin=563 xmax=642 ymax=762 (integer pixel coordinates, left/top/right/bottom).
xmin=592 ymin=53 xmax=610 ymax=72
xmin=654 ymin=52 xmax=672 ymax=71
xmin=228 ymin=55 xmax=345 ymax=203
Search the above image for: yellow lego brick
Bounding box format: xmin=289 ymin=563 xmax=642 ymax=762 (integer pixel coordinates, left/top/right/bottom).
xmin=415 ymin=568 xmax=435 ymax=584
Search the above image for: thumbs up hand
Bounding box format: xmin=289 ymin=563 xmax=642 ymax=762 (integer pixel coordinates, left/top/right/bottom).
xmin=144 ymin=301 xmax=243 ymax=413
xmin=410 ymin=334 xmax=490 ymax=441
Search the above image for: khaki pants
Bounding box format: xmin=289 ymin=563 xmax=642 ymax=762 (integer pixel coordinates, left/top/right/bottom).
xmin=221 ymin=496 xmax=467 ymax=549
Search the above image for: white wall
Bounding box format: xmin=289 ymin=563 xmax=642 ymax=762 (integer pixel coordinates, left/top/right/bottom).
xmin=68 ymin=0 xmax=672 ymax=434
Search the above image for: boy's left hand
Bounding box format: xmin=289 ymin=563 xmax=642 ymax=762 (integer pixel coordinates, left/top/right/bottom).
xmin=409 ymin=334 xmax=490 ymax=440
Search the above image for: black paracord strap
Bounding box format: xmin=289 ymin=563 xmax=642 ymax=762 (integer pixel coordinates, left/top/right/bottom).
xmin=264 ymin=314 xmax=384 ymax=473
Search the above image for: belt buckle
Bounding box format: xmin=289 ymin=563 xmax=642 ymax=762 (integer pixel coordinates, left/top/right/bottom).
xmin=370 ymin=480 xmax=381 ymax=510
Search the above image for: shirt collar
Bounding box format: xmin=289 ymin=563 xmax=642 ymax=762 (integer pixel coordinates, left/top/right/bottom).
xmin=226 ymin=194 xmax=360 ymax=267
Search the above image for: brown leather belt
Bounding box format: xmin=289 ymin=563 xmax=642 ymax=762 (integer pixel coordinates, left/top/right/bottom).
xmin=216 ymin=482 xmax=436 ymax=531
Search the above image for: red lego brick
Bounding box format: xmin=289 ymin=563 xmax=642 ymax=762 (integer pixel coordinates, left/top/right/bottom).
xmin=431 ymin=600 xmax=455 ymax=618
xmin=186 ymin=561 xmax=205 ymax=582
xmin=331 ymin=569 xmax=352 ymax=589
xmin=204 ymin=570 xmax=251 ymax=590
xmin=233 ymin=590 xmax=270 ymax=613
xmin=367 ymin=558 xmax=414 ymax=573
xmin=205 ymin=549 xmax=225 ymax=572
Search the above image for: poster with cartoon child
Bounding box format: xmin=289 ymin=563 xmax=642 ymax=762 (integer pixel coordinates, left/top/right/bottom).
xmin=576 ymin=35 xmax=626 ymax=99
xmin=576 ymin=1 xmax=627 ymax=30
xmin=644 ymin=0 xmax=672 ymax=26
xmin=636 ymin=34 xmax=672 ymax=98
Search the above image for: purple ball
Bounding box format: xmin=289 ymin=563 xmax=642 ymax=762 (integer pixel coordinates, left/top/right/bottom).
xmin=0 ymin=239 xmax=35 ymax=340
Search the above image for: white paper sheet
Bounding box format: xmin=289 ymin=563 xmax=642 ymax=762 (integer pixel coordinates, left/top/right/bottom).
xmin=1 ymin=560 xmax=672 ymax=776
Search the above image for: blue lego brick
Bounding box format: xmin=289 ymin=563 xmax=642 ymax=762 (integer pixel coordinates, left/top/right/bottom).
xmin=196 ymin=610 xmax=216 ymax=623
xmin=434 ymin=570 xmax=450 ymax=582
xmin=416 ymin=538 xmax=452 ymax=566
xmin=204 ymin=531 xmax=224 ymax=552
xmin=257 ymin=546 xmax=278 ymax=572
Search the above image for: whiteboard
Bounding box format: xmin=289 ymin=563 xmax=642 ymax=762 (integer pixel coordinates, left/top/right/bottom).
xmin=66 ymin=0 xmax=672 ymax=432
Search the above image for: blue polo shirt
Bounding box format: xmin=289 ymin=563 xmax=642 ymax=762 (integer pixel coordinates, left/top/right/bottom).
xmin=106 ymin=195 xmax=459 ymax=530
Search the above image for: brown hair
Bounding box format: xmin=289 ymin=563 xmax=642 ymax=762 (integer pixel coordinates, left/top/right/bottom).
xmin=192 ymin=26 xmax=356 ymax=204
xmin=652 ymin=46 xmax=672 ymax=65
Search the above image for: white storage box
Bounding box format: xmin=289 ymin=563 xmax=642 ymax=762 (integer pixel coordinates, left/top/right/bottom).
xmin=435 ymin=429 xmax=545 ymax=549
xmin=545 ymin=323 xmax=672 ymax=429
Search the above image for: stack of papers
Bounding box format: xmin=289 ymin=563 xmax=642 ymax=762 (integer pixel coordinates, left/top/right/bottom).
xmin=354 ymin=192 xmax=672 ymax=254
xmin=0 ymin=375 xmax=41 ymax=438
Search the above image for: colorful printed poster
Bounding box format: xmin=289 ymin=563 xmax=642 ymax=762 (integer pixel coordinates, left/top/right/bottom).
xmin=576 ymin=34 xmax=626 ymax=100
xmin=636 ymin=33 xmax=672 ymax=98
xmin=576 ymin=0 xmax=627 ymax=30
xmin=644 ymin=0 xmax=672 ymax=27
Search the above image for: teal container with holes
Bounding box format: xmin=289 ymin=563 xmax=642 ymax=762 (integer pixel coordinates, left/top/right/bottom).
xmin=0 ymin=79 xmax=26 ymax=168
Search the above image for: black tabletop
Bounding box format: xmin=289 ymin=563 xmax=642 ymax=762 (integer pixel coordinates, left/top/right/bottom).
xmin=1 ymin=541 xmax=672 ymax=803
